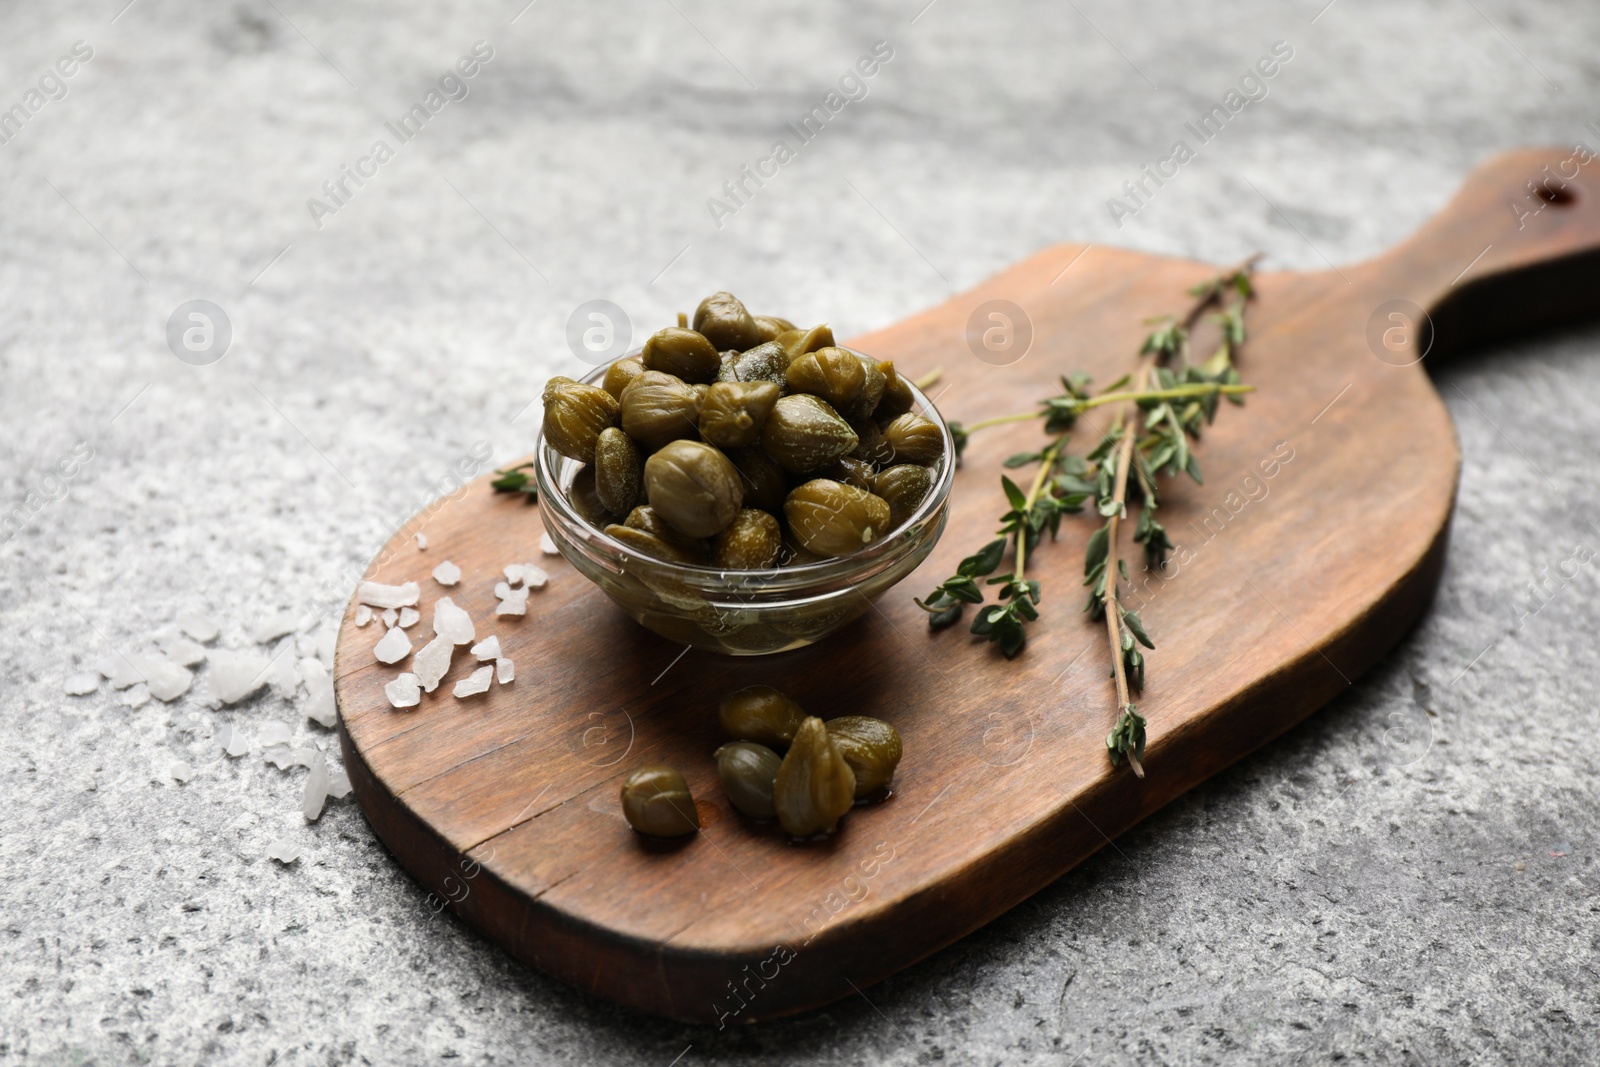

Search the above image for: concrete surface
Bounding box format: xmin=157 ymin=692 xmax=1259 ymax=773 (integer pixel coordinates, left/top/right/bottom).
xmin=3 ymin=0 xmax=1598 ymax=1063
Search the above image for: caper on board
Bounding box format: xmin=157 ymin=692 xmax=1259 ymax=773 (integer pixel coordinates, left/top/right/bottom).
xmin=620 ymin=765 xmax=700 ymax=837
xmin=714 ymin=741 xmax=783 ymax=819
xmin=773 ymin=717 xmax=856 ymax=838
xmin=824 ymin=716 xmax=902 ymax=796
xmin=719 ymin=684 xmax=806 ymax=749
xmin=539 ymin=291 xmax=946 ymax=571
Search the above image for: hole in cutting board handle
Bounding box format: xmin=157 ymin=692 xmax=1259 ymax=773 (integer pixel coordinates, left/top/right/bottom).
xmin=1536 ymin=182 xmax=1577 ymax=206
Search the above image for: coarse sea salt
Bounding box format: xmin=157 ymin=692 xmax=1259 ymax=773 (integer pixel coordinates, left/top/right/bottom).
xmin=327 ymin=767 xmax=352 ymax=799
xmin=178 ymin=613 xmax=219 ymax=643
xmin=109 ymin=657 xmax=145 ymax=690
xmin=382 ymin=608 xmax=398 ymax=628
xmin=121 ymin=685 xmax=151 ymax=709
xmin=300 ymin=658 xmax=336 ymax=728
xmin=253 ymin=612 xmax=298 ymax=645
xmin=217 ymin=724 xmax=249 ymax=758
xmin=209 ymin=650 xmax=271 ymax=705
xmin=257 ymin=721 xmax=293 ymax=748
xmin=303 ymin=753 xmax=330 ymax=821
xmin=470 ymin=636 xmax=501 ymax=662
xmin=357 ymin=580 xmax=420 ymax=609
xmin=433 ymin=597 xmax=475 ymax=645
xmin=503 ymin=564 xmax=523 ymax=585
xmin=398 ymin=607 xmax=419 ymax=629
xmin=265 ymin=838 xmax=302 ymax=865
xmin=453 ymin=665 xmax=494 ymax=698
xmin=496 ymin=658 xmax=515 ymax=684
xmin=64 ymin=672 xmax=99 ymax=696
xmin=432 ymin=560 xmax=461 ymax=586
xmin=521 ymin=564 xmax=549 ymax=589
xmin=374 ymin=626 xmax=412 ymax=665
xmin=134 ymin=654 xmax=193 ymax=703
xmin=540 ymin=532 xmax=558 ymax=555
xmin=355 ymin=605 xmax=372 ymax=627
xmin=494 ymin=586 xmax=528 ymax=617
xmin=266 ymin=640 xmax=301 ymax=698
xmin=157 ymin=633 xmax=208 ymax=667
xmin=413 ymin=637 xmax=454 ymax=692
xmin=385 ymin=672 xmax=422 ymax=709
xmin=416 ymin=532 xmax=428 ymax=550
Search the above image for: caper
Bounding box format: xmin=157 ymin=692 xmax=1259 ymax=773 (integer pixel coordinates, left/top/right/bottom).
xmin=824 ymin=716 xmax=902 ymax=796
xmin=872 ymin=463 xmax=932 ymax=527
xmin=620 ymin=765 xmax=700 ymax=837
xmin=712 ymin=508 xmax=782 ymax=569
xmin=605 ymin=523 xmax=706 ymax=565
xmin=848 ymin=354 xmax=888 ymax=421
xmin=594 ymin=427 xmax=644 ymax=516
xmin=784 ymin=479 xmax=893 ymax=557
xmin=751 ymin=314 xmax=797 ymax=344
xmin=874 ymin=361 xmax=915 ymax=421
xmin=714 ymin=741 xmax=782 ymax=819
xmin=775 ymin=323 xmax=835 ymax=362
xmin=602 ymin=356 xmax=646 ymax=401
xmin=850 ymin=417 xmax=895 ymax=467
xmin=760 ymin=394 xmax=858 ymax=474
xmin=611 ymin=504 xmax=710 ymax=563
xmin=773 ymin=717 xmax=856 ymax=838
xmin=699 ymin=380 xmax=779 ymax=449
xmin=725 ymin=446 xmax=789 ymax=515
xmin=693 ymin=291 xmax=762 ymax=351
xmin=620 ymin=370 xmax=700 ymax=450
xmin=822 ymin=455 xmax=876 ymax=492
xmin=883 ymin=412 xmax=944 ymax=465
xmin=542 ymin=378 xmax=620 ymax=464
xmin=785 ymin=347 xmax=867 ymax=415
xmin=715 ymin=340 xmax=788 ymax=390
xmin=719 ymin=684 xmax=807 ymax=749
xmin=644 ymin=439 xmax=743 ymax=538
xmin=642 ymin=326 xmax=722 ymax=383
xmin=568 ymin=465 xmax=610 ymax=527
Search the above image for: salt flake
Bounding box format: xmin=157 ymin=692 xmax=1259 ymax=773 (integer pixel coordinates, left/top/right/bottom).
xmin=521 ymin=564 xmax=549 ymax=589
xmin=134 ymin=654 xmax=193 ymax=703
xmin=357 ymin=581 xmax=420 ymax=609
xmin=208 ymin=650 xmax=272 ymax=705
xmin=374 ymin=626 xmax=413 ymax=665
xmin=303 ymin=753 xmax=330 ymax=821
xmin=355 ymin=605 xmax=372 ymax=627
xmin=253 ymin=612 xmax=298 ymax=645
xmin=416 ymin=532 xmax=428 ymax=550
xmin=413 ymin=636 xmax=454 ymax=692
xmin=300 ymin=658 xmax=336 ymax=728
xmin=327 ymin=767 xmax=352 ymax=799
xmin=265 ymin=837 xmax=302 ymax=865
xmin=433 ymin=597 xmax=475 ymax=645
xmin=382 ymin=608 xmax=398 ymax=629
xmin=217 ymin=725 xmax=249 ymax=758
xmin=398 ymin=607 xmax=419 ymax=629
xmin=257 ymin=721 xmax=293 ymax=748
xmin=496 ymin=658 xmax=515 ymax=684
xmin=178 ymin=613 xmax=219 ymax=643
xmin=470 ymin=636 xmax=501 ymax=662
xmin=453 ymin=665 xmax=494 ymax=698
xmin=433 ymin=560 xmax=461 ymax=587
xmin=157 ymin=634 xmax=208 ymax=667
xmin=495 ymin=588 xmax=528 ymax=617
xmin=540 ymin=532 xmax=558 ymax=555
xmin=385 ymin=672 xmax=422 ymax=709
xmin=65 ymin=673 xmax=99 ymax=696
xmin=503 ymin=564 xmax=523 ymax=585
xmin=121 ymin=684 xmax=151 ymax=709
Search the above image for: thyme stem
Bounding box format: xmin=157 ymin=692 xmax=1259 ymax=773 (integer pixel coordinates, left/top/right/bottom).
xmin=963 ymin=382 xmax=1256 ymax=435
xmin=1101 ymin=366 xmax=1149 ymax=778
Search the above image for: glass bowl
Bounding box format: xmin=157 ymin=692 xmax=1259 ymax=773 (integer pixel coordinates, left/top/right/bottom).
xmin=534 ymin=351 xmax=954 ymax=656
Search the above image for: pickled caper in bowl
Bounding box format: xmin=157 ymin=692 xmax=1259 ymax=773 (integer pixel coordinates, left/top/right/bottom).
xmin=533 ymin=291 xmax=954 ymax=655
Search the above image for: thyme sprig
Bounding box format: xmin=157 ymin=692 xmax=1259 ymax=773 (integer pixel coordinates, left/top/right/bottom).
xmin=491 ymin=462 xmax=539 ymax=503
xmin=918 ymin=255 xmax=1261 ymax=776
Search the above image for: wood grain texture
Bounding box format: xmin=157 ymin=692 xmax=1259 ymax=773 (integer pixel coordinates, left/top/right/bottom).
xmin=334 ymin=149 xmax=1600 ymax=1023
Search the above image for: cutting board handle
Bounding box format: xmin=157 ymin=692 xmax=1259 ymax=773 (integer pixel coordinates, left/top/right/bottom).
xmin=1351 ymin=146 xmax=1600 ymax=361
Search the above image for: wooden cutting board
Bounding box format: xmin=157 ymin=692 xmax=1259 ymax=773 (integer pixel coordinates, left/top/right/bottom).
xmin=334 ymin=148 xmax=1600 ymax=1024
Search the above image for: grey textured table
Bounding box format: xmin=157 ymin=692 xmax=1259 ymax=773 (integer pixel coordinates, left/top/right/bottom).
xmin=4 ymin=1 xmax=1597 ymax=1063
